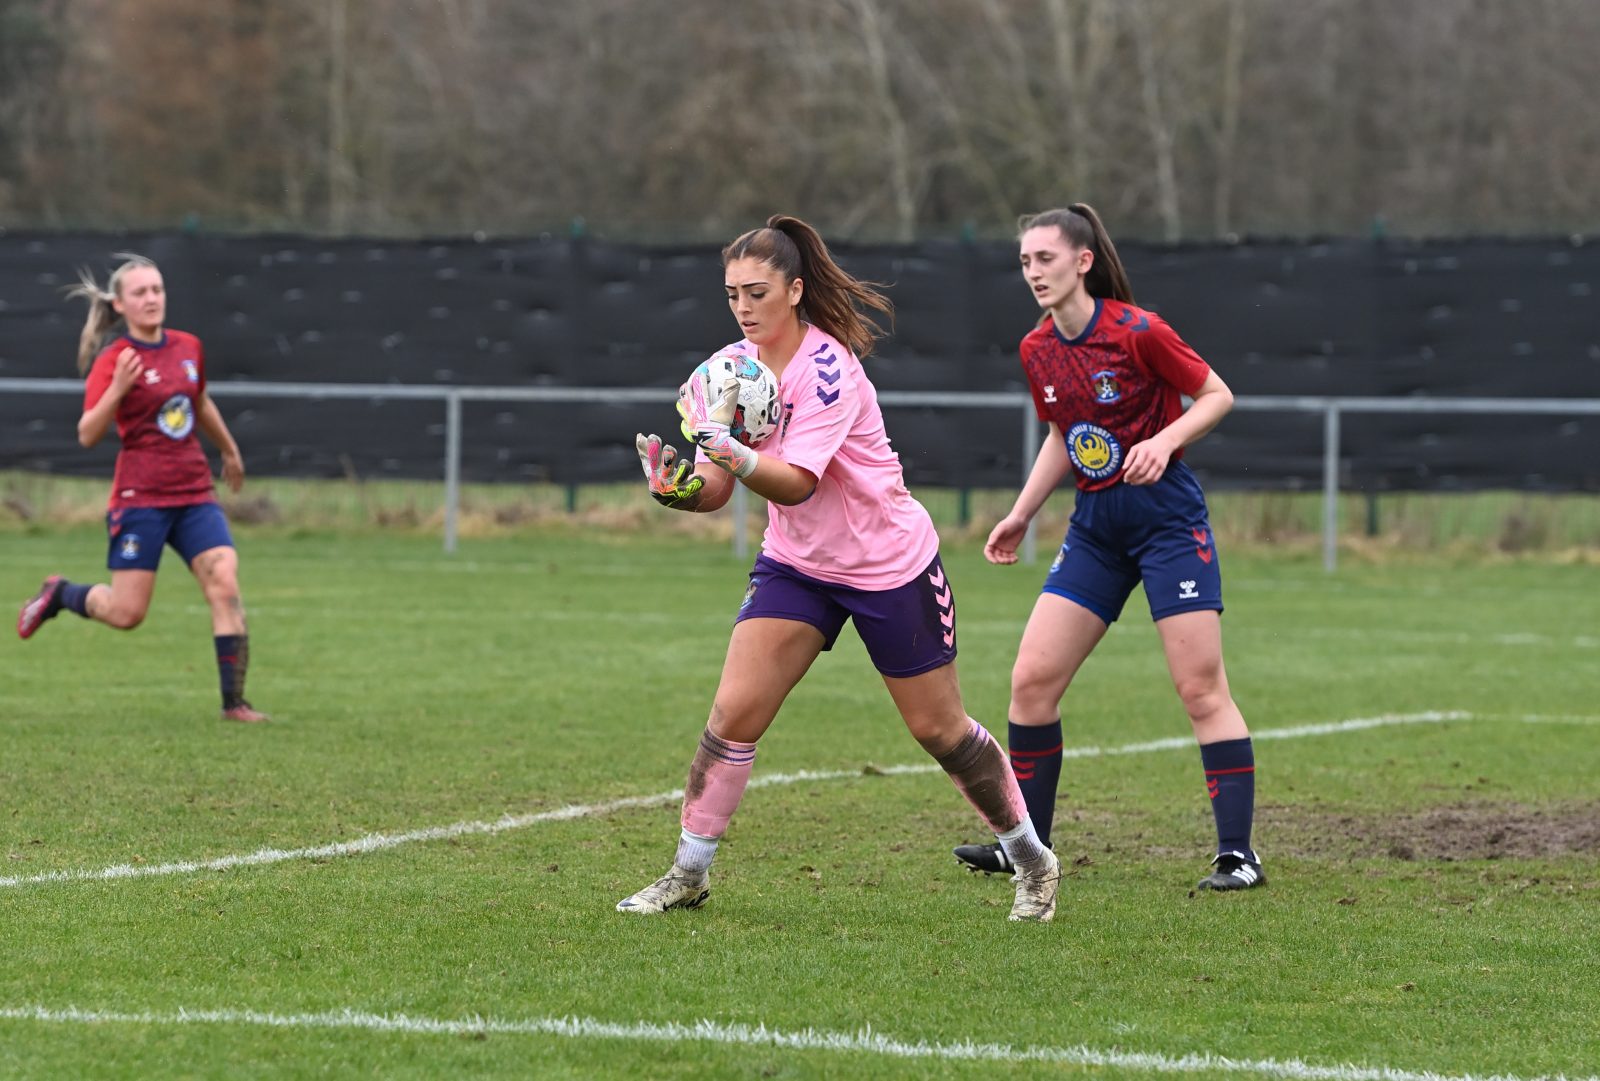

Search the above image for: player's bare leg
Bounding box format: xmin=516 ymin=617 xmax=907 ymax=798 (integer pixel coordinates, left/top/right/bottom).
xmin=618 ymin=617 xmax=823 ymax=914
xmin=85 ymin=570 xmax=156 ymax=629
xmin=1157 ymin=609 xmax=1262 ymax=890
xmin=192 ymin=546 xmax=267 ymax=723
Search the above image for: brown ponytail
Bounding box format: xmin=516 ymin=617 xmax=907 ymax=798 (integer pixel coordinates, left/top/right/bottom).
xmin=62 ymin=252 xmax=157 ymax=375
xmin=723 ymin=215 xmax=893 ymax=359
xmin=1017 ymin=204 xmax=1135 ymax=305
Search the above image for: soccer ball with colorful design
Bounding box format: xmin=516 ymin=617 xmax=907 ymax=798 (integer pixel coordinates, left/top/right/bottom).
xmin=678 ymin=349 xmax=781 ymax=449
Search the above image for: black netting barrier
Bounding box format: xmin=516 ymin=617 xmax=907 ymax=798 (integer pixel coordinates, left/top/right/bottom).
xmin=2 ymin=232 xmax=1597 ymax=490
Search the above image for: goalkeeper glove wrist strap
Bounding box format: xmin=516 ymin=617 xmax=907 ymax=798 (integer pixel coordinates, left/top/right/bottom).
xmin=700 ymin=436 xmax=760 ymax=479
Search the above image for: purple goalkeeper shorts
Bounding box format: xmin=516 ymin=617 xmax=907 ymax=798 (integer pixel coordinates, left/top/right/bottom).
xmin=734 ymin=553 xmax=957 ymax=677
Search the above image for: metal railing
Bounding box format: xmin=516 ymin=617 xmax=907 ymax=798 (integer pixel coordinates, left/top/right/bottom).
xmin=4 ymin=377 xmax=1597 ymax=570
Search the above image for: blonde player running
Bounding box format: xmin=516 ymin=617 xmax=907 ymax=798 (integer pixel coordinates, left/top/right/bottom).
xmin=17 ymin=254 xmax=267 ymax=723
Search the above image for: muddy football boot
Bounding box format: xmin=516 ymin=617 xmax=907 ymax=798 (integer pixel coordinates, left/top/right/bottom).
xmin=616 ymin=864 xmax=711 ymax=914
xmin=1009 ymin=847 xmax=1062 ymax=922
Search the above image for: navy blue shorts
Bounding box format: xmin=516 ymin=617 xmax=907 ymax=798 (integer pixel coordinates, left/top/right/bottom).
xmin=735 ymin=553 xmax=958 ymax=677
xmin=1041 ymin=460 xmax=1223 ymax=625
xmin=106 ymin=502 xmax=234 ymax=572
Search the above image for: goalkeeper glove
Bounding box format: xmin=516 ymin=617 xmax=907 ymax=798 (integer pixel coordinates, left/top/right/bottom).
xmin=677 ymin=374 xmax=760 ymax=478
xmin=635 ymin=433 xmax=704 ymax=509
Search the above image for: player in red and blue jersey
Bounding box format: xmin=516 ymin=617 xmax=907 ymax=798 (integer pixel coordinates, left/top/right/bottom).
xmin=16 ymin=254 xmax=268 ymax=723
xmin=951 ymin=205 xmax=1263 ymax=891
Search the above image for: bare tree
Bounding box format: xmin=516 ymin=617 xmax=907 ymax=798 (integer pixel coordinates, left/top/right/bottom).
xmin=1043 ymin=0 xmax=1114 ymax=201
xmin=847 ymin=0 xmax=917 ymax=240
xmin=1129 ymin=0 xmax=1181 ymax=240
xmin=1209 ymin=0 xmax=1247 ymax=237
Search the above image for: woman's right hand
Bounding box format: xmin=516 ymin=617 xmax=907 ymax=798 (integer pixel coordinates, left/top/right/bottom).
xmin=636 ymin=432 xmax=704 ymax=510
xmin=109 ymin=347 xmax=143 ymax=397
xmin=983 ymin=513 xmax=1030 ymax=565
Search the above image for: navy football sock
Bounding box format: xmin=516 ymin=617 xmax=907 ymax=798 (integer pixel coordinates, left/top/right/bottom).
xmin=215 ymin=634 xmax=249 ymax=709
xmin=1008 ymin=719 xmax=1064 ymax=847
xmin=60 ymin=582 xmax=92 ymax=618
xmin=1200 ymin=737 xmax=1256 ymax=857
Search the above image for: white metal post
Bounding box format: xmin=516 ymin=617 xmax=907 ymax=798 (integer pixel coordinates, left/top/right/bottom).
xmin=1021 ymin=400 xmax=1039 ymax=564
xmin=444 ymin=391 xmax=462 ymax=554
xmin=731 ymin=481 xmax=750 ymax=562
xmin=1322 ymin=402 xmax=1340 ymax=572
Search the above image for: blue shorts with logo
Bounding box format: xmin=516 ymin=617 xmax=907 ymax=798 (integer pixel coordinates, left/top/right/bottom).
xmin=735 ymin=553 xmax=957 ymax=677
xmin=1041 ymin=460 xmax=1223 ymax=625
xmin=106 ymin=502 xmax=234 ymax=572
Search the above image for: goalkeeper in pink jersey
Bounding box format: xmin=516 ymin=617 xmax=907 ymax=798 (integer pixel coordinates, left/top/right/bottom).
xmin=622 ymin=215 xmax=1059 ymax=921
xmin=16 ymin=254 xmax=267 ymax=723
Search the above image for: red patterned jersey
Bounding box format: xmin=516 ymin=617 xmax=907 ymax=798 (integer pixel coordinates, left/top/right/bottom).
xmin=83 ymin=330 xmax=216 ymax=509
xmin=1019 ymin=298 xmax=1212 ymax=491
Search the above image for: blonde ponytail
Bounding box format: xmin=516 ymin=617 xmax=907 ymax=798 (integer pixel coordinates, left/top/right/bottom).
xmin=62 ymin=252 xmax=157 ymax=375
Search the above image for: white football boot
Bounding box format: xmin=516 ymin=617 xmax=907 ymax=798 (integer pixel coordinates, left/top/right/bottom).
xmin=1008 ymin=846 xmax=1062 ymax=922
xmin=615 ymin=864 xmax=711 ymax=914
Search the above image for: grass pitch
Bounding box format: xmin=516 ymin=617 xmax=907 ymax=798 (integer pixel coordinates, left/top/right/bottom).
xmin=1 ymin=523 xmax=1597 ymax=1079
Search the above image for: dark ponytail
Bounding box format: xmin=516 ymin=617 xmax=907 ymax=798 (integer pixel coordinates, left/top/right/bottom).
xmin=1017 ymin=203 xmax=1135 ymax=304
xmin=723 ymin=214 xmax=893 ymax=359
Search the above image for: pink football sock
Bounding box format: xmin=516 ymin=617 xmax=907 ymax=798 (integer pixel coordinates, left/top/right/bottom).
xmin=680 ymin=727 xmax=758 ymax=839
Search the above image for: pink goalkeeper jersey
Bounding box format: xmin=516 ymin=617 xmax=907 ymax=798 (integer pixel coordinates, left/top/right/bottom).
xmin=705 ymin=324 xmax=939 ymax=590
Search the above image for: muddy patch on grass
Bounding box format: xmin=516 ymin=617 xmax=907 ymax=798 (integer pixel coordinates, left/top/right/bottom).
xmin=1039 ymin=801 xmax=1600 ymax=865
xmin=1259 ymin=800 xmax=1600 ymax=862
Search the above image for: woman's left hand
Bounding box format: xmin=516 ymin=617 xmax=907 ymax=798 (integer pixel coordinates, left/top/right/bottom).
xmin=1121 ymin=435 xmax=1175 ymax=485
xmin=677 ymin=373 xmax=739 ymax=444
xmin=220 ymin=449 xmax=246 ymax=493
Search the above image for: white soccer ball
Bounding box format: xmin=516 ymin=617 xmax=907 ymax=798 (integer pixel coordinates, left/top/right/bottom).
xmin=694 ymin=350 xmax=781 ymax=446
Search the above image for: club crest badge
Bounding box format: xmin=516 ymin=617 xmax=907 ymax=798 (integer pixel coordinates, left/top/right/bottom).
xmin=1091 ymin=370 xmax=1121 ymax=404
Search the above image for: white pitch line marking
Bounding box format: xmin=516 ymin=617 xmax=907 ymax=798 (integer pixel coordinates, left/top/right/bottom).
xmin=0 ymin=711 xmax=1474 ymax=891
xmin=0 ymin=1004 xmax=1590 ymax=1081
xmin=0 ymin=767 xmax=923 ymax=889
xmin=1068 ymin=710 xmax=1472 ymax=759
xmin=1478 ymin=714 xmax=1600 ymax=726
